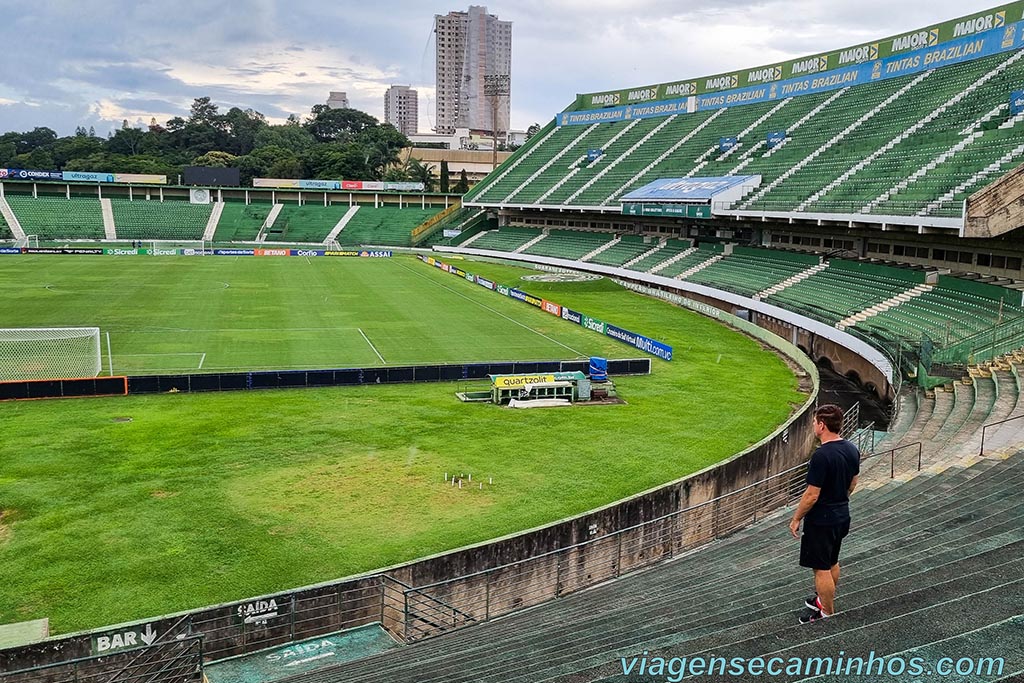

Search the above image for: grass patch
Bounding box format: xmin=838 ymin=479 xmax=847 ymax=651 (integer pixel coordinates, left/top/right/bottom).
xmin=0 ymin=255 xmax=805 ymax=633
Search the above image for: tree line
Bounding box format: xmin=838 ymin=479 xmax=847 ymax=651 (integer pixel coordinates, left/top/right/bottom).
xmin=0 ymin=97 xmax=527 ymax=193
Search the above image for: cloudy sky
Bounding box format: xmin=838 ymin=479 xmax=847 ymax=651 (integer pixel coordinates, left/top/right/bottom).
xmin=0 ymin=0 xmax=1004 ymax=137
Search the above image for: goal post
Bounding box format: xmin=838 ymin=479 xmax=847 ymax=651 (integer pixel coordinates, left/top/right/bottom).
xmin=0 ymin=327 xmax=102 ymax=381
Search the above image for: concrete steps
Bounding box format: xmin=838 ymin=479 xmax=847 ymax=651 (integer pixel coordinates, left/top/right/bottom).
xmin=675 ymin=254 xmax=722 ymax=280
xmin=836 ymin=284 xmax=932 ymax=330
xmin=580 ymin=237 xmax=620 ymax=262
xmin=514 ymin=230 xmax=549 ymax=253
xmin=277 ymin=452 xmax=1024 ymax=683
xmin=202 ymin=201 xmax=224 ymax=241
xmin=756 ymin=263 xmax=827 ymax=301
xmin=622 ymin=241 xmax=663 ymax=269
xmin=648 ymin=247 xmax=696 ymax=274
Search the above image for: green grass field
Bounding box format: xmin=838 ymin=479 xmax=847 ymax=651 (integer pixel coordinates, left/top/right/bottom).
xmin=0 ymin=254 xmax=806 ymax=634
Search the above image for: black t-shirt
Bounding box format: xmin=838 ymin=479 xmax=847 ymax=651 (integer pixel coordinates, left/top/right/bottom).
xmin=805 ymin=439 xmax=861 ymax=526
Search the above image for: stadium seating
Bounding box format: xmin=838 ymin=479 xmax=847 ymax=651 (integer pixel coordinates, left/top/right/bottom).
xmin=521 ymin=229 xmax=615 ymax=260
xmin=684 ymin=247 xmax=818 ymax=297
xmin=109 ymin=198 xmax=211 ymax=240
xmin=624 ymin=238 xmax=693 ymax=273
xmin=6 ymin=196 xmax=106 ymax=239
xmin=420 ymin=209 xmax=497 ymax=248
xmin=470 ymin=227 xmax=543 ymax=252
xmin=329 ymin=206 xmax=445 ymax=247
xmin=214 ymin=201 xmax=273 ymax=242
xmin=466 ymin=49 xmax=1024 ymax=219
xmin=586 ymin=234 xmax=654 ymax=266
xmin=267 ymin=204 xmax=349 ymax=243
xmin=0 ymin=210 xmax=10 ymax=240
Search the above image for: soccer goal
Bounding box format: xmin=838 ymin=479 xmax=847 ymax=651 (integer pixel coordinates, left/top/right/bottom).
xmin=13 ymin=235 xmax=39 ymax=248
xmin=0 ymin=327 xmax=102 ymax=381
xmin=148 ymin=240 xmax=210 ymax=254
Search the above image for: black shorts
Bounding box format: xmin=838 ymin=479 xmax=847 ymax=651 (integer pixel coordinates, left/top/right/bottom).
xmin=800 ymin=520 xmax=850 ymax=570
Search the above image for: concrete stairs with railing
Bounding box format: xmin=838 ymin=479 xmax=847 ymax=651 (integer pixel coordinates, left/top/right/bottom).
xmin=999 ymin=111 xmax=1024 ymax=129
xmin=675 ymin=253 xmax=723 ymax=280
xmin=514 ymin=230 xmax=549 ymax=254
xmin=861 ymin=131 xmax=984 ymax=213
xmin=726 ymin=89 xmax=850 ymax=177
xmin=202 ymin=201 xmax=224 ymax=241
xmin=835 ymin=284 xmax=932 ymax=330
xmin=536 ymin=169 xmax=580 ymax=204
xmin=0 ymin=196 xmax=26 ymax=240
xmin=458 ymin=230 xmax=490 ymax=248
xmin=277 ymin=448 xmax=1024 ymax=683
xmin=648 ymin=246 xmax=696 ymax=274
xmin=323 ymin=205 xmax=360 ymax=244
xmin=580 ymin=236 xmax=620 ymax=262
xmin=99 ymin=198 xmax=117 ymax=240
xmin=623 ymin=241 xmax=665 ymax=269
xmin=256 ymin=203 xmax=284 ymax=242
xmin=754 ymin=262 xmax=827 ymax=300
xmin=868 ymin=101 xmax=1011 ymax=211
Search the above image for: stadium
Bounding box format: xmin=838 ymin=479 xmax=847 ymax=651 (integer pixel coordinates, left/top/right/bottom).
xmin=2 ymin=2 xmax=1024 ymax=683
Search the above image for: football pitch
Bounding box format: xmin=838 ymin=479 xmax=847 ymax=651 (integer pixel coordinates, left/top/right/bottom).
xmin=0 ymin=255 xmax=597 ymax=374
xmin=0 ymin=255 xmax=807 ymax=634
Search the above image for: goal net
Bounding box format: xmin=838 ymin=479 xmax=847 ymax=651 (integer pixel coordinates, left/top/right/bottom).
xmin=0 ymin=327 xmax=102 ymax=381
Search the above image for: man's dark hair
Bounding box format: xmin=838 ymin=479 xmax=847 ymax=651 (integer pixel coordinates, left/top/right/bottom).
xmin=814 ymin=404 xmax=844 ymax=434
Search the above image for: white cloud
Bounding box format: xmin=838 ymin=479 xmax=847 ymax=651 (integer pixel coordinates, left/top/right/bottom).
xmin=0 ymin=0 xmax=1009 ymax=135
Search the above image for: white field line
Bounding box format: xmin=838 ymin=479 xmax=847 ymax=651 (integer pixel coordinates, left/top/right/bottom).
xmin=395 ymin=261 xmax=586 ymax=357
xmin=358 ymin=328 xmax=386 ymax=364
xmin=198 ymin=352 xmax=206 ymax=369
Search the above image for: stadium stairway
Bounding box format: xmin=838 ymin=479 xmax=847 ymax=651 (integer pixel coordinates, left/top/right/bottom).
xmin=0 ymin=196 xmax=26 ymax=240
xmin=278 ymin=450 xmax=1024 ymax=683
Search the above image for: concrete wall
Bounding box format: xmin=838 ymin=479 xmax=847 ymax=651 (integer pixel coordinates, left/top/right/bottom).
xmin=965 ymin=161 xmax=1024 ymax=238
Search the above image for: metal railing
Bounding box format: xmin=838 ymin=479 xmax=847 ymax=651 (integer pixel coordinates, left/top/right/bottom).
xmin=390 ymin=441 xmax=929 ymax=642
xmin=186 ymin=582 xmax=383 ymax=662
xmin=393 ymin=459 xmax=813 ymax=641
xmin=979 ymin=414 xmax=1024 ymax=456
xmin=863 ymin=441 xmax=923 ymax=479
xmin=0 ymin=636 xmax=203 ymax=683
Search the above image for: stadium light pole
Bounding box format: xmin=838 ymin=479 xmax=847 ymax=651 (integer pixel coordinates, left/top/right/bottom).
xmin=484 ymin=74 xmax=510 ymax=170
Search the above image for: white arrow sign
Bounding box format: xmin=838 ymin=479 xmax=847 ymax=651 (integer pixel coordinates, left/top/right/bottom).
xmin=140 ymin=624 xmax=157 ymax=646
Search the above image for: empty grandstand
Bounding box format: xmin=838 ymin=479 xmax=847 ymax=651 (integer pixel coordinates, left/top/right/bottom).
xmin=438 ymin=2 xmax=1024 ymax=381
xmin=466 ymin=4 xmax=1024 ymax=233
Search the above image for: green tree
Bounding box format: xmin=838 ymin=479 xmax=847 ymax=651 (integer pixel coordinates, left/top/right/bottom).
xmin=223 ymin=107 xmax=267 ymax=156
xmin=108 ymin=123 xmax=146 ymax=156
xmin=453 ymin=169 xmax=469 ymax=194
xmin=404 ymin=157 xmax=436 ymax=192
xmin=304 ymin=106 xmax=378 ymax=143
xmin=439 ymin=159 xmax=450 ymax=193
xmin=255 ymin=125 xmax=315 ymax=154
xmin=191 ymin=151 xmax=238 ymax=167
xmin=15 ymin=147 xmax=55 ymax=169
xmin=525 ymin=122 xmax=541 ymax=141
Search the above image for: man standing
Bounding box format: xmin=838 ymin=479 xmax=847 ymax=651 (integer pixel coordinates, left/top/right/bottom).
xmin=789 ymin=404 xmax=860 ymax=623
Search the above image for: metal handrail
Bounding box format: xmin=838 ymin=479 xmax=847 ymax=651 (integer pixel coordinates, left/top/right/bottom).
xmin=980 ymin=413 xmax=1024 ymax=456
xmin=385 ymin=575 xmax=477 ymax=626
xmin=1 ymin=635 xmax=204 ymax=678
xmin=862 ymin=441 xmax=923 ymax=478
xmin=408 ymin=457 xmax=813 ymax=595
